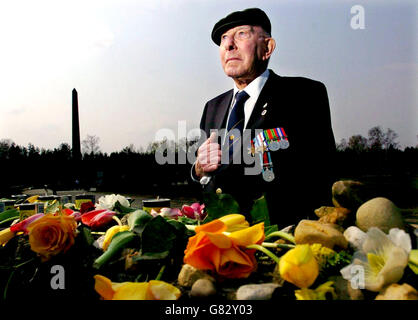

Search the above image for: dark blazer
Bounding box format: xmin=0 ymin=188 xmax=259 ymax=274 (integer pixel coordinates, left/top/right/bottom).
xmin=198 ymin=70 xmax=336 ymax=228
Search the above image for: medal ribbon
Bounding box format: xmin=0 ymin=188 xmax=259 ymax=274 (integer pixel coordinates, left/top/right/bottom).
xmin=279 ymin=127 xmax=288 ymax=142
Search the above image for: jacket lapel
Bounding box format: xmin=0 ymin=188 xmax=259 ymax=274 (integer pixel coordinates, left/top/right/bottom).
xmin=213 ymin=89 xmax=233 ymax=130
xmin=245 ymin=70 xmax=281 ymax=130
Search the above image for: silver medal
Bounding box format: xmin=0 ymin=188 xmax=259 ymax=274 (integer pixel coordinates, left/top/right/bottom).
xmin=280 ymin=139 xmax=289 ymax=149
xmin=262 ymin=169 xmax=275 ymax=182
xmin=268 ymin=140 xmax=280 ymax=151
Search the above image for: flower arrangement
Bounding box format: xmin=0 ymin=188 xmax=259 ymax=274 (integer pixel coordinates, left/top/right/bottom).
xmin=0 ymin=191 xmax=416 ymax=301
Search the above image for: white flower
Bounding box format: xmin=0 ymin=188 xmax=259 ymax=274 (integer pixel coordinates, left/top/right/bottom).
xmin=96 ymin=194 xmax=130 ymax=210
xmin=344 ymin=226 xmax=367 ymax=251
xmin=341 ymin=227 xmax=411 ymax=292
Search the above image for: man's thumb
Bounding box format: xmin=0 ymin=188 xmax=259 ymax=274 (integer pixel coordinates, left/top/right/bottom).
xmin=208 ymin=132 xmax=217 ymax=143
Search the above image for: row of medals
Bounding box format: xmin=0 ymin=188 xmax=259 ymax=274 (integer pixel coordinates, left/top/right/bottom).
xmin=251 ymin=130 xmax=289 ymax=182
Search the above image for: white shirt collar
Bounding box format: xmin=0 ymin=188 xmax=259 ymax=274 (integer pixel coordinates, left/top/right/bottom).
xmin=231 ymin=69 xmax=270 ymax=128
xmin=233 ymin=69 xmax=270 ymax=99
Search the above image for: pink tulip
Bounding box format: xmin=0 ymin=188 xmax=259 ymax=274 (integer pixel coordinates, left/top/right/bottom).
xmin=181 ymin=203 xmax=206 ymax=220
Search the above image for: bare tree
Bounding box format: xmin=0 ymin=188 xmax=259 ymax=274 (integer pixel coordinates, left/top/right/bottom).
xmin=368 ymin=126 xmax=385 ymax=151
xmin=348 ymin=134 xmax=368 ymax=153
xmin=121 ymin=144 xmax=136 ymax=154
xmin=383 ymin=128 xmax=399 ymax=150
xmin=336 ymin=138 xmax=348 ymax=151
xmin=82 ymin=135 xmax=101 ymax=155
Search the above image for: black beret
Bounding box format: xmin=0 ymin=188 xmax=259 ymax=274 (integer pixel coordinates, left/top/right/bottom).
xmin=211 ymin=8 xmax=271 ymax=46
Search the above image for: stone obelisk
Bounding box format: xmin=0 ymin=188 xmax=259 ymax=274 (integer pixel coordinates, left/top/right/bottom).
xmin=72 ymin=88 xmax=82 ymax=161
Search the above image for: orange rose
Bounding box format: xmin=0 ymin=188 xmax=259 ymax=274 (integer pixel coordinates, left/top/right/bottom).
xmin=183 ymin=219 xmax=264 ymax=279
xmin=27 ymin=213 xmax=77 ymax=261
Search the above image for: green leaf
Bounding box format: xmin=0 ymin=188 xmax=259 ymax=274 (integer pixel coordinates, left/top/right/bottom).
xmin=0 ymin=209 xmax=20 ymax=224
xmin=132 ymin=251 xmax=170 ymax=262
xmin=250 ymin=195 xmax=270 ymax=226
xmin=140 ymin=216 xmax=177 ymax=255
xmin=408 ymin=249 xmax=418 ymax=275
xmin=128 ymin=210 xmax=152 ymax=234
xmin=93 ymin=231 xmax=138 ymax=269
xmin=176 ymin=216 xmax=199 ymax=225
xmin=264 ymin=224 xmax=278 ymax=237
xmin=80 ymin=226 xmax=94 ymax=246
xmin=114 ymin=200 xmax=137 ymax=214
xmin=202 ymin=192 xmax=240 ymax=222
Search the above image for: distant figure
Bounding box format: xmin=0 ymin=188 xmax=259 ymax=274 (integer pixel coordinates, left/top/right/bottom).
xmin=191 ymin=8 xmax=336 ymax=228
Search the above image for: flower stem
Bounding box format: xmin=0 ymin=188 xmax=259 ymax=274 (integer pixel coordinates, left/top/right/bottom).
xmin=247 ymin=244 xmax=281 ymax=265
xmin=155 ymin=265 xmax=166 ymax=281
xmin=13 ymin=258 xmax=35 ymax=269
xmin=185 ymin=224 xmax=196 ymax=231
xmin=112 ymin=215 xmax=122 ymax=226
xmin=3 ymin=269 xmax=15 ymax=300
xmin=264 ymin=231 xmax=296 ymax=244
xmin=262 ymin=242 xmax=295 ymax=249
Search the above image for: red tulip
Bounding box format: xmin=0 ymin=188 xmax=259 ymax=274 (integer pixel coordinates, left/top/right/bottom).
xmin=81 ymin=209 xmax=116 ymax=229
xmin=80 ymin=201 xmax=95 ymax=214
xmin=10 ymin=213 xmax=44 ymax=234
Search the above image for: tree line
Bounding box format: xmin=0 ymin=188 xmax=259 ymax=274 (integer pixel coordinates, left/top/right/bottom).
xmin=0 ymin=126 xmax=417 ymax=206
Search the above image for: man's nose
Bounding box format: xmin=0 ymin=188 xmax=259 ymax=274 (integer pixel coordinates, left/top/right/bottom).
xmin=221 ymin=37 xmax=236 ymax=51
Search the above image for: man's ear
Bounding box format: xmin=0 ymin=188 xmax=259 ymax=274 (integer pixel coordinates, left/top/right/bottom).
xmin=262 ymin=37 xmax=276 ymax=61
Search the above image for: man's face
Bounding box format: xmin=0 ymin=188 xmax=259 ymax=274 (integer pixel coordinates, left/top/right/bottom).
xmin=219 ymin=25 xmax=269 ymax=82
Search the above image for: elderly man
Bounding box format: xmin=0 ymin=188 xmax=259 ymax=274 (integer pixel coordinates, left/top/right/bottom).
xmin=192 ymin=8 xmax=336 ymax=228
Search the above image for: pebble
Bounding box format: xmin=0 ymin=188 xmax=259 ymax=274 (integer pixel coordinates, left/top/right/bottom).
xmin=190 ymin=279 xmax=217 ymax=298
xmin=236 ymin=283 xmax=280 ymax=300
xmin=177 ymin=264 xmax=215 ymax=288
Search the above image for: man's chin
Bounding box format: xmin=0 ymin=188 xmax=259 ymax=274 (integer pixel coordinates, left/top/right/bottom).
xmin=224 ymin=68 xmax=245 ymax=79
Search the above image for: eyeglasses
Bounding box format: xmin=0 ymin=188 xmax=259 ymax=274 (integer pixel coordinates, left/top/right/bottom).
xmin=220 ymin=27 xmax=253 ymax=45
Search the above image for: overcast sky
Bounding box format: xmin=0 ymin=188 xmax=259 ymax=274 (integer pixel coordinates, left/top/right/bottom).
xmin=0 ymin=0 xmax=416 ymax=153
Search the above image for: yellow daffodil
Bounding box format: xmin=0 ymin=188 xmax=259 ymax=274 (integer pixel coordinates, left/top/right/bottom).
xmin=93 ymin=274 xmax=181 ymax=300
xmin=295 ymin=281 xmax=337 ymax=300
xmin=340 ymin=227 xmax=411 ymax=292
xmin=218 ymin=214 xmax=249 ymax=232
xmin=102 ymin=225 xmax=130 ymax=251
xmin=279 ymin=244 xmax=319 ymax=288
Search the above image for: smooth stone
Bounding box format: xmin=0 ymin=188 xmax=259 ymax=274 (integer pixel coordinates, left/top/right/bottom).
xmin=294 ymin=220 xmax=348 ymax=249
xmin=332 ymin=180 xmax=369 ymax=211
xmin=331 ymin=276 xmax=364 ymax=300
xmin=177 ymin=264 xmax=215 ymax=288
xmin=236 ymin=283 xmax=280 ymax=300
xmin=315 ymin=206 xmax=351 ymax=225
xmin=190 ymin=279 xmax=217 ymax=298
xmin=356 ymin=197 xmax=405 ymax=233
xmin=375 ymin=283 xmax=418 ymax=300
